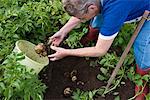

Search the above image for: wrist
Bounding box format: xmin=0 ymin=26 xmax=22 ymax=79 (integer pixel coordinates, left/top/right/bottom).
xmin=59 ymin=30 xmax=67 ymax=37
xmin=64 ymin=49 xmax=71 ymax=56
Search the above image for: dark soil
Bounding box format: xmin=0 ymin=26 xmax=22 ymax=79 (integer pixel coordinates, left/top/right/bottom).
xmin=39 ymin=55 xmax=134 ymax=100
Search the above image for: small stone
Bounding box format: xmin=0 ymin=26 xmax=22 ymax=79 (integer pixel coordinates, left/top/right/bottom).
xmin=71 ymin=76 xmax=77 ymax=82
xmin=70 ymin=70 xmax=77 ymax=77
xmin=77 ymin=81 xmax=84 ymax=86
xmin=64 ymin=87 xmax=72 ymax=97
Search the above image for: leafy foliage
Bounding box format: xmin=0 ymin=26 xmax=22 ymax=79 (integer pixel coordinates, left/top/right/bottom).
xmin=127 ymin=66 xmax=150 ymax=100
xmin=72 ymin=88 xmax=98 ymax=100
xmin=0 ymin=0 xmax=149 ymax=99
xmin=0 ymin=0 xmax=71 ymax=99
xmin=71 ymin=23 xmax=140 ymax=99
xmin=113 ymin=23 xmax=136 ymax=51
xmin=0 ymin=0 xmax=70 ymax=61
xmin=0 ymin=52 xmax=46 ymax=100
xmin=64 ymin=26 xmax=88 ymax=48
xmin=127 ymin=67 xmax=150 ymax=86
xmin=146 ymin=93 xmax=150 ymax=100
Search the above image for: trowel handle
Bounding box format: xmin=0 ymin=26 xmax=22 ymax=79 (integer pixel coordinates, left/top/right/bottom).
xmin=105 ymin=10 xmax=150 ymax=90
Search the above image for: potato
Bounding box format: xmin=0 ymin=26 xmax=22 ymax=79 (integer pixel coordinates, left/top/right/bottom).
xmin=63 ymin=87 xmax=72 ymax=97
xmin=35 ymin=43 xmax=47 ymax=57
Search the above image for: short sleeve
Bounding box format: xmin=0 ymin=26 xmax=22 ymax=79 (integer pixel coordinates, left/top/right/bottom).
xmin=100 ymin=0 xmax=133 ymax=37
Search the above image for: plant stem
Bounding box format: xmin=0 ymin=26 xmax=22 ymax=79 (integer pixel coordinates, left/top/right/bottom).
xmin=128 ymin=81 xmax=147 ymax=100
xmin=102 ymin=68 xmax=125 ymax=95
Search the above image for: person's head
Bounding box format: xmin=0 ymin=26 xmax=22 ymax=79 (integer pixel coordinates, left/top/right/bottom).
xmin=62 ymin=0 xmax=100 ymax=21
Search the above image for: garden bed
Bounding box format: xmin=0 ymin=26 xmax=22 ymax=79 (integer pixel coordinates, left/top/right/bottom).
xmin=40 ymin=56 xmax=134 ymax=100
xmin=1 ymin=0 xmax=149 ymax=100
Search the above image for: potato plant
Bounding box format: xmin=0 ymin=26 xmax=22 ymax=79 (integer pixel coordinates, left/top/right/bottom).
xmin=71 ymin=23 xmax=150 ymax=99
xmin=64 ymin=27 xmax=88 ymax=48
xmin=113 ymin=23 xmax=137 ymax=51
xmin=0 ymin=53 xmax=46 ymax=100
xmin=127 ymin=67 xmax=150 ymax=100
xmin=0 ymin=0 xmax=70 ymax=61
xmin=0 ymin=0 xmax=149 ymax=100
xmin=72 ymin=88 xmax=98 ymax=100
xmin=0 ymin=0 xmax=69 ymax=100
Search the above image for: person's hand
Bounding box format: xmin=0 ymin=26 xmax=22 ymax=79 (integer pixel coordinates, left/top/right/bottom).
xmin=48 ymin=46 xmax=68 ymax=61
xmin=48 ymin=31 xmax=66 ymax=46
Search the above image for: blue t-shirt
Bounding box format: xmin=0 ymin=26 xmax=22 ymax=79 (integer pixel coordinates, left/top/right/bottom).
xmin=99 ymin=0 xmax=150 ymax=38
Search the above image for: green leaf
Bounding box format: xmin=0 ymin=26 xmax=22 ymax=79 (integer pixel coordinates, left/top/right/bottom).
xmin=0 ymin=82 xmax=5 ymax=91
xmin=114 ymin=96 xmax=120 ymax=100
xmin=142 ymin=75 xmax=149 ymax=81
xmin=135 ymin=80 xmax=143 ymax=86
xmin=134 ymin=74 xmax=141 ymax=80
xmin=100 ymin=67 xmax=107 ymax=75
xmin=12 ymin=80 xmax=20 ymax=90
xmin=99 ymin=59 xmax=106 ymax=65
xmin=97 ymin=88 xmax=105 ymax=95
xmin=97 ymin=74 xmax=106 ymax=81
xmin=4 ymin=87 xmax=13 ymax=100
xmin=16 ymin=54 xmax=25 ymax=61
xmin=146 ymin=93 xmax=150 ymax=100
xmin=89 ymin=91 xmax=93 ymax=99
xmin=24 ymin=94 xmax=30 ymax=100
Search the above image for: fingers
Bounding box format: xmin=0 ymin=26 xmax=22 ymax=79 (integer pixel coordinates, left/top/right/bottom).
xmin=48 ymin=46 xmax=64 ymax=61
xmin=50 ymin=45 xmax=58 ymax=50
xmin=51 ymin=41 xmax=59 ymax=47
xmin=48 ymin=46 xmax=58 ymax=61
xmin=48 ymin=53 xmax=60 ymax=61
xmin=47 ymin=36 xmax=53 ymax=45
xmin=49 ymin=57 xmax=57 ymax=61
xmin=49 ymin=37 xmax=61 ymax=46
xmin=48 ymin=33 xmax=58 ymax=45
xmin=48 ymin=52 xmax=56 ymax=57
xmin=48 ymin=53 xmax=57 ymax=61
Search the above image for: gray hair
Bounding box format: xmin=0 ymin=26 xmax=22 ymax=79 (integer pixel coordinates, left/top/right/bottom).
xmin=62 ymin=0 xmax=98 ymax=17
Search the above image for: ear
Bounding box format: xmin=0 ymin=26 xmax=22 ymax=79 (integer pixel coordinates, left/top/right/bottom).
xmin=87 ymin=4 xmax=98 ymax=13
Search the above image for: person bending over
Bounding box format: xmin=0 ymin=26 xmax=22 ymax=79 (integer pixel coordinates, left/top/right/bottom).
xmin=49 ymin=0 xmax=150 ymax=99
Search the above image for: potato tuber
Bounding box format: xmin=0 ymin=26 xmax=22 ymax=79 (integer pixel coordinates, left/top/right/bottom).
xmin=35 ymin=43 xmax=47 ymax=57
xmin=71 ymin=76 xmax=77 ymax=82
xmin=63 ymin=87 xmax=72 ymax=97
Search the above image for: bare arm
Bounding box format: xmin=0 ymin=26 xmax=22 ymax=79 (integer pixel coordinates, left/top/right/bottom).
xmin=59 ymin=16 xmax=81 ymax=36
xmin=49 ymin=16 xmax=81 ymax=46
xmin=49 ymin=36 xmax=115 ymax=61
xmin=65 ymin=36 xmax=114 ymax=57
